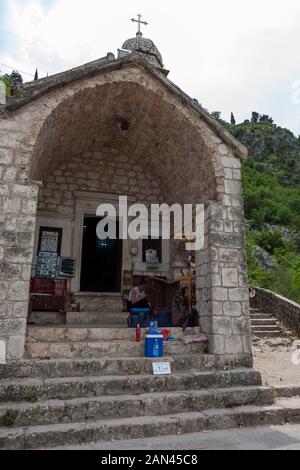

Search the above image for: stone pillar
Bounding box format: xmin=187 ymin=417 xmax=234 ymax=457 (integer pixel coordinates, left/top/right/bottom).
xmin=0 ymin=180 xmax=39 ymax=361
xmin=196 ymin=154 xmax=253 ymax=367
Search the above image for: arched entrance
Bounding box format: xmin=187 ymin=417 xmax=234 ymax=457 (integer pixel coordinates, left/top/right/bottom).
xmin=0 ymin=57 xmax=252 ymax=365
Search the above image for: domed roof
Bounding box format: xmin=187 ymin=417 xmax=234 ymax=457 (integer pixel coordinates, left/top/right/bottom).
xmin=122 ymin=33 xmax=164 ymax=70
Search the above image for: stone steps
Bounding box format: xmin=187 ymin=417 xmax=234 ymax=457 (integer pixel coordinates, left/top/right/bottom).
xmin=0 ymin=369 xmax=262 ymax=402
xmin=250 ymin=310 xmax=282 ymax=338
xmin=2 ymin=399 xmax=300 ymax=450
xmin=74 ymin=295 xmax=123 ymax=313
xmin=0 ymin=385 xmax=273 ymax=427
xmin=0 ymin=315 xmax=291 ymax=450
xmin=26 ymin=326 xmax=201 ymax=342
xmin=251 ymin=319 xmax=277 ymax=326
xmin=251 ymin=325 xmax=280 ymax=332
xmin=250 ymin=313 xmax=274 ymax=319
xmin=25 ymin=338 xmax=207 ymax=359
xmin=66 ymin=311 xmax=127 ymax=325
xmin=272 ymin=386 xmax=300 ymax=398
xmin=25 ymin=325 xmax=207 ymax=359
xmin=0 ymin=355 xmax=236 ymax=379
xmin=0 ymin=364 xmax=267 ymax=449
xmin=252 ymin=331 xmax=282 ymax=338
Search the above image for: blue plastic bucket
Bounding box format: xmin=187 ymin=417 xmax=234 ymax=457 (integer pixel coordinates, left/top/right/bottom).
xmin=145 ymin=331 xmax=164 ymax=358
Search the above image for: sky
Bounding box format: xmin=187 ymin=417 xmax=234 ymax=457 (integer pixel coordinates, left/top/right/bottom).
xmin=0 ymin=0 xmax=300 ymax=135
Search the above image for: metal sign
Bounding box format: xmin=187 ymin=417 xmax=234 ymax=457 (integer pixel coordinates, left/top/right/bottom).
xmin=59 ymin=257 xmax=76 ymax=278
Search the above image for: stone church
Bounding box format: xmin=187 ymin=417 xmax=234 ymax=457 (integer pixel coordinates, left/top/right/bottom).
xmin=0 ymin=21 xmax=251 ymax=366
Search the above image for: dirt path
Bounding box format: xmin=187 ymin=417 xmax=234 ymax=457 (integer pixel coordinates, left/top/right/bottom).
xmin=253 ymin=337 xmax=300 ymax=387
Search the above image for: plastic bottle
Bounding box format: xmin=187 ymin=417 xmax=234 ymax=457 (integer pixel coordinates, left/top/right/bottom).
xmin=136 ymin=324 xmax=141 ymax=343
xmin=153 ymin=338 xmax=160 ymax=358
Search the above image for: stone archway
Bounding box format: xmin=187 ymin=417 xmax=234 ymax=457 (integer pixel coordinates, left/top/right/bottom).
xmin=0 ymin=58 xmax=252 ymax=365
xmin=28 ymin=74 xmax=220 ymax=204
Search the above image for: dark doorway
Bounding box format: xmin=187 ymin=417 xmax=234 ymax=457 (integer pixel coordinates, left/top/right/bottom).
xmin=80 ymin=216 xmax=122 ymax=292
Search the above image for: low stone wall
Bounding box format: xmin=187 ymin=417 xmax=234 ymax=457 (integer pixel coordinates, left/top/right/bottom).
xmin=250 ymin=286 xmax=300 ymax=337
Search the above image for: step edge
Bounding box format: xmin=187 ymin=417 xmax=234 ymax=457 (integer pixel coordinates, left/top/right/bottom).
xmin=0 ymin=368 xmax=261 ymax=386
xmin=0 ymin=402 xmax=291 ymax=438
xmin=0 ymin=385 xmax=271 ymax=411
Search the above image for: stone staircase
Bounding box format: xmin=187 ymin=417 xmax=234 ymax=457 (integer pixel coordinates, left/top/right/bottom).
xmin=65 ymin=310 xmax=128 ymax=327
xmin=0 ymin=352 xmax=273 ymax=449
xmin=0 ymin=323 xmax=298 ymax=449
xmin=250 ymin=308 xmax=282 ymax=338
xmin=24 ymin=325 xmax=207 ymax=359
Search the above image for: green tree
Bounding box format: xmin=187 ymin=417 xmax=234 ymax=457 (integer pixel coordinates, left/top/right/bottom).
xmin=259 ymin=114 xmax=273 ymax=123
xmin=233 ymin=115 xmax=300 ymax=303
xmin=0 ymin=74 xmax=13 ymax=96
xmin=255 ymin=230 xmax=284 ymax=254
xmin=211 ymin=111 xmax=221 ymax=120
xmin=251 ymin=111 xmax=259 ymax=123
xmin=10 ymin=70 xmax=23 ymax=87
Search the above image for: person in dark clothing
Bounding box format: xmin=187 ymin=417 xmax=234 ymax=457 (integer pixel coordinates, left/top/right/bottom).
xmin=128 ymin=277 xmax=150 ymax=309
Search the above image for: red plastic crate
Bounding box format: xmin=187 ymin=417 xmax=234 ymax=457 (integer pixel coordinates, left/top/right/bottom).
xmin=30 ymin=278 xmax=66 ymax=296
xmin=30 ymin=278 xmax=67 ymax=312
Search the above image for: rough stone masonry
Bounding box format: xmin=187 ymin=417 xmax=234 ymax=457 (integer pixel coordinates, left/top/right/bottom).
xmin=0 ymin=45 xmax=252 ymax=365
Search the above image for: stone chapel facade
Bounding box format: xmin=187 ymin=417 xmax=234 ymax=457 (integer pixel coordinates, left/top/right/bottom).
xmin=0 ymin=31 xmax=252 ymax=365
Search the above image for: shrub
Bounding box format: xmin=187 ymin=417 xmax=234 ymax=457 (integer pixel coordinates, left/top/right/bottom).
xmin=24 ymin=391 xmax=38 ymax=403
xmin=254 ymin=230 xmax=284 ymax=254
xmin=2 ymin=410 xmax=17 ymax=427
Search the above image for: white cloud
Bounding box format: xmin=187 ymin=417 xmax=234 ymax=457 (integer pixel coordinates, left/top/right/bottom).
xmin=1 ymin=0 xmax=300 ymax=134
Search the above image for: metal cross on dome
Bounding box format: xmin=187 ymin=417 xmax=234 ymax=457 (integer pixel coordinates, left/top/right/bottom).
xmin=131 ymin=14 xmax=148 ymax=36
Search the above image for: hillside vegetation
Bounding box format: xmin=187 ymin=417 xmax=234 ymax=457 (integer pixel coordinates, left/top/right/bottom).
xmin=224 ymin=113 xmax=300 ymax=303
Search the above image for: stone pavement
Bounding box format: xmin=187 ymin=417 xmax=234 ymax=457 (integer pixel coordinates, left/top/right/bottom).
xmin=58 ymin=423 xmax=300 ymax=450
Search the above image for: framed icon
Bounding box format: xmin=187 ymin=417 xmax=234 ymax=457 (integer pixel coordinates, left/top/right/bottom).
xmin=37 ymin=227 xmax=62 ymax=255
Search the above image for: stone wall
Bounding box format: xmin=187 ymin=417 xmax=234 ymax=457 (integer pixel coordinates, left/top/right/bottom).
xmin=37 ymin=148 xmax=163 ymax=214
xmin=0 ymin=180 xmax=39 ymax=360
xmin=250 ymin=286 xmax=300 ymax=337
xmin=197 ymin=151 xmax=252 ymax=368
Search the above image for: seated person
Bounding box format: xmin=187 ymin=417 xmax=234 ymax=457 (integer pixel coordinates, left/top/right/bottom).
xmin=181 ymin=287 xmax=199 ymax=329
xmin=128 ymin=277 xmax=151 ymax=310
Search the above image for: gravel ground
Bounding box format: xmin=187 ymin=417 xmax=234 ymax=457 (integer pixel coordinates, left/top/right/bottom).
xmin=253 ymin=335 xmax=300 ymax=387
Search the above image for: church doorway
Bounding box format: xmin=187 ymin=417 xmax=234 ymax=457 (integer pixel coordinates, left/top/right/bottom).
xmin=80 ymin=216 xmax=122 ymax=293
